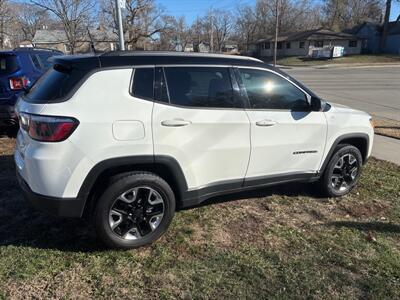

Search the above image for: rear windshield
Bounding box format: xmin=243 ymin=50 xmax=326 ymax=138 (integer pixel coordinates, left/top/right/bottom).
xmin=0 ymin=55 xmax=19 ymax=75
xmin=26 ymin=64 xmax=86 ymax=103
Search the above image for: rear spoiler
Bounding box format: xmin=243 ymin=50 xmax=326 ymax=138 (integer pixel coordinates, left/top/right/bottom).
xmin=49 ymin=55 xmax=101 ymax=71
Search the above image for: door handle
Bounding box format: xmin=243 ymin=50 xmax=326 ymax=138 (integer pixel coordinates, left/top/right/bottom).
xmin=161 ymin=119 xmax=191 ymax=127
xmin=255 ymin=119 xmax=277 ymax=127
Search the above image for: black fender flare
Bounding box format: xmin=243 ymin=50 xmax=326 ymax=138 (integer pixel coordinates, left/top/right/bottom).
xmin=319 ymin=133 xmax=370 ymax=174
xmin=77 ymin=155 xmax=189 ymax=214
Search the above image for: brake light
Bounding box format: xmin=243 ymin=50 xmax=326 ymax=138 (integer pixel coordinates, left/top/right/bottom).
xmin=19 ymin=113 xmax=79 ymax=142
xmin=9 ymin=77 xmax=29 ymax=90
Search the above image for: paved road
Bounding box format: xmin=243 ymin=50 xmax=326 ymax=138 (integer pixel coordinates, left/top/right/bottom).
xmin=285 ymin=65 xmax=400 ymax=121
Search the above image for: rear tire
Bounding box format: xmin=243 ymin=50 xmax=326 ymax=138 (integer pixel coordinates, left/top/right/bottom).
xmin=94 ymin=172 xmax=175 ymax=249
xmin=319 ymin=144 xmax=363 ymax=197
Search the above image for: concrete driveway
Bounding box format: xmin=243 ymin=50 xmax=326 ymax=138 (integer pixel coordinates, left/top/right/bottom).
xmin=285 ymin=65 xmax=400 ymax=165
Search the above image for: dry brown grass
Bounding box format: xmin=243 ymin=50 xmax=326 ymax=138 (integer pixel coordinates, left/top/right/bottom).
xmin=373 ymin=118 xmax=400 ymax=140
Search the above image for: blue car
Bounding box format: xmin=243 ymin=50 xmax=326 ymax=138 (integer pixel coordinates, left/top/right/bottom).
xmin=0 ymin=47 xmax=62 ymax=128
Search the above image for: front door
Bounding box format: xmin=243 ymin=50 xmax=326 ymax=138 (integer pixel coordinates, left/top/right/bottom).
xmin=236 ymin=67 xmax=327 ymax=181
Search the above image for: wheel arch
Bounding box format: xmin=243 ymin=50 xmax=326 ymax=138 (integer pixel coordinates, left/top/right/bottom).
xmin=320 ymin=133 xmax=370 ymax=173
xmin=78 ymin=155 xmax=188 ymax=217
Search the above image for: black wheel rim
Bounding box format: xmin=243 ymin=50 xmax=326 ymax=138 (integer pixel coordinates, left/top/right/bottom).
xmin=331 ymin=153 xmax=359 ymax=192
xmin=108 ymin=186 xmax=165 ymax=240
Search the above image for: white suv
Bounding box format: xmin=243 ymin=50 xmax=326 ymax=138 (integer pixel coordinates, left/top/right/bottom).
xmin=14 ymin=52 xmax=374 ymax=249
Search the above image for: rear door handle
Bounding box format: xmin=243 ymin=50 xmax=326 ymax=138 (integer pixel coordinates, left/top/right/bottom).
xmin=161 ymin=119 xmax=191 ymax=127
xmin=255 ymin=119 xmax=277 ymax=127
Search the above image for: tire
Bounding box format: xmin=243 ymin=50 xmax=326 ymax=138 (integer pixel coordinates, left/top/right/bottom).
xmin=319 ymin=144 xmax=363 ymax=197
xmin=94 ymin=172 xmax=175 ymax=249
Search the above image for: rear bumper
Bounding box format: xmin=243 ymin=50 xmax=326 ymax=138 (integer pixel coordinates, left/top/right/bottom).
xmin=16 ymin=170 xmax=85 ymax=218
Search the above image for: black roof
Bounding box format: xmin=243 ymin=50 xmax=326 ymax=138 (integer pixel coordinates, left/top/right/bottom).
xmin=51 ymin=51 xmax=268 ymax=70
xmin=49 ymin=51 xmax=319 ymax=98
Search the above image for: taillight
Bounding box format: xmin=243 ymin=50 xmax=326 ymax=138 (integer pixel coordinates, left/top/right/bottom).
xmin=19 ymin=113 xmax=79 ymax=142
xmin=9 ymin=77 xmax=29 ymax=90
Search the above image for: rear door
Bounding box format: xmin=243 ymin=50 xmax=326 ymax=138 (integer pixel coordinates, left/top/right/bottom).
xmin=236 ymin=67 xmax=327 ymax=181
xmin=152 ymin=66 xmax=251 ymax=191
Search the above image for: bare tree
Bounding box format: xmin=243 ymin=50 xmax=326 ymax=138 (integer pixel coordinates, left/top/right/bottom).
xmin=380 ymin=0 xmax=400 ymax=51
xmin=31 ymin=0 xmax=95 ymax=53
xmin=235 ymin=5 xmax=258 ymax=52
xmin=14 ymin=3 xmax=52 ymax=42
xmin=101 ymin=0 xmax=171 ymax=50
xmin=0 ymin=0 xmax=13 ymax=48
xmin=323 ymin=0 xmax=383 ymax=31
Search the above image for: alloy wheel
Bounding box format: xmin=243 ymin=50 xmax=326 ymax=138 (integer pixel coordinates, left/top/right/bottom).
xmin=108 ymin=186 xmax=165 ymax=240
xmin=331 ymin=153 xmax=359 ymax=192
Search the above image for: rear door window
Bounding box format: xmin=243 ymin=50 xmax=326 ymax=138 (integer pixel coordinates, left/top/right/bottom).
xmin=26 ymin=64 xmax=86 ymax=103
xmin=0 ymin=55 xmax=19 ymax=75
xmin=163 ymin=67 xmax=242 ymax=108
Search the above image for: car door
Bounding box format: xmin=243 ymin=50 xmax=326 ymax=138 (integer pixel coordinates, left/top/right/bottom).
xmin=152 ymin=66 xmax=251 ymax=192
xmin=236 ymin=67 xmax=327 ymax=182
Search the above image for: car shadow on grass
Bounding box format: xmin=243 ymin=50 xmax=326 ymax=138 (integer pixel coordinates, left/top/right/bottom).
xmin=0 ymin=153 xmax=331 ymax=252
xmin=328 ymin=221 xmax=400 ymax=233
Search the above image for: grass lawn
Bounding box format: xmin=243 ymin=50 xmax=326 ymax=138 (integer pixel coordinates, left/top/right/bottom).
xmin=275 ymin=55 xmax=400 ymax=66
xmin=373 ymin=118 xmax=400 ymax=140
xmin=0 ymin=136 xmax=400 ymax=299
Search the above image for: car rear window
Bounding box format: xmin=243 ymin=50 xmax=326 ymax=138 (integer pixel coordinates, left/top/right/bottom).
xmin=25 ymin=64 xmax=86 ymax=103
xmin=0 ymin=55 xmax=19 ymax=75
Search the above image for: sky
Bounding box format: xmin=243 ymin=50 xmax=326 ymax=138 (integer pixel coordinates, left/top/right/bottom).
xmin=157 ymin=0 xmax=400 ymax=24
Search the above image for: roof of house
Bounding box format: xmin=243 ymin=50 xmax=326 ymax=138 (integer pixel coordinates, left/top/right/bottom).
xmin=32 ymin=29 xmax=125 ymax=44
xmin=346 ymin=21 xmax=400 ymax=36
xmin=254 ymin=28 xmax=360 ymax=44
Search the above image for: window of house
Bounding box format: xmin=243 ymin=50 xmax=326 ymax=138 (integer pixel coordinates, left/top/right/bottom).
xmin=277 ymin=42 xmax=282 ymax=49
xmin=349 ymin=40 xmax=357 ymax=47
xmin=64 ymin=44 xmax=72 ymax=53
xmin=265 ymin=42 xmax=270 ymax=49
xmin=131 ymin=68 xmax=154 ymax=100
xmin=299 ymin=41 xmax=305 ymax=48
xmin=164 ymin=67 xmax=242 ymax=108
xmin=314 ymin=41 xmax=323 ymax=47
xmin=286 ymin=42 xmax=291 ymax=49
xmin=110 ymin=43 xmax=116 ymax=51
xmin=238 ymin=68 xmax=309 ymax=111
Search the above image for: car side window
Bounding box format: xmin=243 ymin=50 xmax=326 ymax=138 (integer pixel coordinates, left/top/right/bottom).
xmin=131 ymin=68 xmax=154 ymax=100
xmin=164 ymin=67 xmax=242 ymax=108
xmin=38 ymin=53 xmax=53 ymax=70
xmin=239 ymin=68 xmax=309 ymax=111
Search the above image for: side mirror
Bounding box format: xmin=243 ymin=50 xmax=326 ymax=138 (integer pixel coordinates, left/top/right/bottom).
xmin=310 ymin=96 xmax=322 ymax=111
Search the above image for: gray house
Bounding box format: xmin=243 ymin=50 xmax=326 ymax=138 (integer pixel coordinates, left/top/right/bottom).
xmin=32 ymin=29 xmax=128 ymax=53
xmin=347 ymin=21 xmax=400 ymax=54
xmin=251 ymin=28 xmax=361 ymax=58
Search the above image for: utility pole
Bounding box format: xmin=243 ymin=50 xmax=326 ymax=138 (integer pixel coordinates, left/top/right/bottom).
xmin=273 ymin=0 xmax=279 ymax=67
xmin=210 ymin=8 xmax=214 ymax=53
xmin=115 ymin=0 xmax=125 ymax=51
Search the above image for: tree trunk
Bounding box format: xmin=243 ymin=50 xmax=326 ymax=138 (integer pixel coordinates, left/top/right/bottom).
xmin=379 ymin=0 xmax=392 ymax=52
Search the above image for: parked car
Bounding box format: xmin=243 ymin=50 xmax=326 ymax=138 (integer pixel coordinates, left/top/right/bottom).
xmin=14 ymin=52 xmax=374 ymax=249
xmin=0 ymin=47 xmax=62 ymax=130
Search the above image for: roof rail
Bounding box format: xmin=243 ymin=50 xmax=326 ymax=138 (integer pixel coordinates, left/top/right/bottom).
xmin=100 ymin=50 xmax=263 ymax=63
xmin=13 ymin=47 xmax=63 ymax=54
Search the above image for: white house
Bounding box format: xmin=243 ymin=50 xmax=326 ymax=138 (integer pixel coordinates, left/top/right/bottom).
xmin=252 ymin=28 xmax=362 ymax=58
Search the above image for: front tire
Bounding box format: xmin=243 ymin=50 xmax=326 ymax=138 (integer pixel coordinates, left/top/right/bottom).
xmin=94 ymin=172 xmax=175 ymax=249
xmin=319 ymin=144 xmax=363 ymax=197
